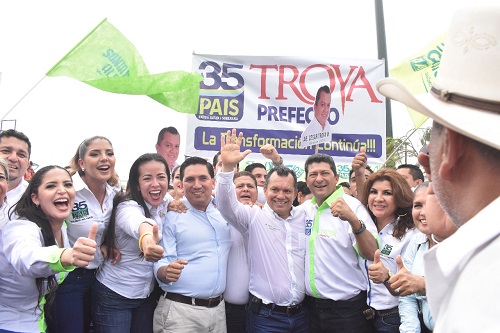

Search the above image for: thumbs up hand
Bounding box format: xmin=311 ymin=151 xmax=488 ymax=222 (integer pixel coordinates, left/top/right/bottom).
xmin=62 ymin=223 xmax=98 ymax=268
xmin=141 ymin=225 xmax=164 ymax=263
xmin=351 ymin=146 xmax=367 ymax=171
xmin=368 ymin=249 xmax=391 ymax=284
xmin=389 ymin=255 xmax=426 ymax=296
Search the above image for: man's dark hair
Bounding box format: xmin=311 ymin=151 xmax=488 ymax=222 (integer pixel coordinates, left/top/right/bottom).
xmin=180 ymin=156 xmax=214 ymax=180
xmin=297 ymin=181 xmax=311 ymax=196
xmin=315 ymin=85 xmax=330 ymax=105
xmin=245 ymin=162 xmax=266 ymax=173
xmin=264 ymin=166 xmax=297 ymax=189
xmin=234 ymin=171 xmax=258 ymax=188
xmin=304 ymin=154 xmax=337 ymax=177
xmin=339 ymin=181 xmax=350 ymax=189
xmin=156 ymin=126 xmax=180 ymax=145
xmin=0 ymin=129 xmax=31 ymax=158
xmin=397 ymin=164 xmax=425 ymax=182
xmin=212 ymin=151 xmax=221 ymax=168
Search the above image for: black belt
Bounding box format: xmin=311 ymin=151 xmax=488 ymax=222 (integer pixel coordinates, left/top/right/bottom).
xmin=261 ymin=302 xmax=303 ymax=315
xmin=308 ymin=290 xmax=367 ymax=309
xmin=164 ymin=292 xmax=223 ymax=308
xmin=375 ymin=306 xmax=399 ymax=318
xmin=250 ymin=294 xmax=303 ymax=316
xmin=225 ymin=302 xmax=247 ymax=310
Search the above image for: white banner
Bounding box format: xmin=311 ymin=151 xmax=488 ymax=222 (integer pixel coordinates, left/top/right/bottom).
xmin=187 ymin=54 xmax=386 ymax=181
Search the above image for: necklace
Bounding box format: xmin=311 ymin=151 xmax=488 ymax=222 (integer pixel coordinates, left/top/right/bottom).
xmin=431 ymin=234 xmax=441 ymax=244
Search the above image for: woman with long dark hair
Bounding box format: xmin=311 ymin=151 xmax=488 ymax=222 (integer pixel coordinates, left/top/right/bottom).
xmin=0 ymin=165 xmax=97 ymax=332
xmin=92 ymin=153 xmax=169 ymax=333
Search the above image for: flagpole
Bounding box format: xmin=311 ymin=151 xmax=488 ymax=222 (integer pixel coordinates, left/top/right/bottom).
xmin=46 ymin=18 xmax=108 ymax=76
xmin=374 ymin=0 xmax=393 ymax=138
xmin=0 ymin=75 xmax=46 ymax=122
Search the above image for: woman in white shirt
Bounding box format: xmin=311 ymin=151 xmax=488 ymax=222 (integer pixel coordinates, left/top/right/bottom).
xmin=47 ymin=136 xmax=121 ymax=333
xmin=0 ymin=165 xmax=97 ymax=333
xmin=362 ymin=169 xmax=418 ymax=333
xmin=92 ymin=153 xmax=169 ymax=333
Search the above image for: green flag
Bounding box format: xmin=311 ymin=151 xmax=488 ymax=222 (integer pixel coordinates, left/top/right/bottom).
xmin=46 ymin=18 xmax=202 ymax=114
xmin=390 ymin=32 xmax=446 ymax=128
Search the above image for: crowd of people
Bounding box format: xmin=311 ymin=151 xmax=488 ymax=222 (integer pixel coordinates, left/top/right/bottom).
xmin=1 ymin=5 xmax=499 ymax=333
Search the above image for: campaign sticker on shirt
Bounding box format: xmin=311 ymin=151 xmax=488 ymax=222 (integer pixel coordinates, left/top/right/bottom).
xmin=381 ymin=243 xmax=393 ymax=256
xmin=70 ymin=201 xmax=92 ymax=222
xmin=305 ymin=219 xmax=313 ymax=235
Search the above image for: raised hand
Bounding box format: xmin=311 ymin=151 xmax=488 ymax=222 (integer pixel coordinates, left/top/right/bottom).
xmin=260 ymin=144 xmax=280 ymax=164
xmin=351 ymin=146 xmax=367 ymax=172
xmin=165 ymin=259 xmax=188 ymax=282
xmin=141 ymin=225 xmax=164 ymax=263
xmin=330 ymin=197 xmax=356 ymax=223
xmin=220 ymin=128 xmax=251 ymax=172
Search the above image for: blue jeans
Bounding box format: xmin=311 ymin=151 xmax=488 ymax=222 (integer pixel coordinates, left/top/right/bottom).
xmin=92 ymin=280 xmax=158 ymax=333
xmin=47 ymin=267 xmax=96 ymax=333
xmin=372 ymin=311 xmax=400 ymax=333
xmin=246 ymin=305 xmax=309 ymax=333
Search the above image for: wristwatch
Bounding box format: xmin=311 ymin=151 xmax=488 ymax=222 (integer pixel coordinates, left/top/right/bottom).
xmin=353 ymin=219 xmax=366 ymax=235
xmin=272 ymin=156 xmax=284 ymax=167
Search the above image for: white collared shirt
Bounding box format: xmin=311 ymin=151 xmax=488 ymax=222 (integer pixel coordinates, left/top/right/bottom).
xmin=6 ymin=179 xmax=28 ymax=207
xmin=65 ymin=173 xmax=120 ymax=269
xmin=363 ymin=222 xmax=419 ymax=310
xmin=224 ymin=225 xmax=250 ymax=305
xmin=97 ymin=199 xmax=168 ymax=299
xmin=302 ymin=189 xmax=377 ymax=301
xmin=424 ymin=197 xmax=500 ymax=332
xmin=216 ymin=171 xmax=306 ymax=306
xmin=0 ymin=219 xmax=72 ymax=332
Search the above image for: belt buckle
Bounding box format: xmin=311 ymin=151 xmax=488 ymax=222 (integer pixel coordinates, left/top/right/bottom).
xmin=206 ymin=295 xmax=220 ymax=307
xmin=286 ymin=304 xmax=299 ymax=315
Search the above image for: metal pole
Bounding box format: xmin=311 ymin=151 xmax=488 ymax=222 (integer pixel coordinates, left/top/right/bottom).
xmin=374 ymin=0 xmax=393 ymax=138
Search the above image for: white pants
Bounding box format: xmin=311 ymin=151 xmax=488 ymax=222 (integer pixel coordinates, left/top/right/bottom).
xmin=153 ymin=296 xmax=227 ymax=333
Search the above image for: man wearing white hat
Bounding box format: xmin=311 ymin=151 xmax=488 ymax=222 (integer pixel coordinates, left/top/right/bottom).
xmin=377 ymin=5 xmax=500 ymax=332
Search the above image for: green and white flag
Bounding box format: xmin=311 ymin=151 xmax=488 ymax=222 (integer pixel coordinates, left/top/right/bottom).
xmin=47 ymin=18 xmax=202 ymax=114
xmin=390 ymin=32 xmax=446 ymax=128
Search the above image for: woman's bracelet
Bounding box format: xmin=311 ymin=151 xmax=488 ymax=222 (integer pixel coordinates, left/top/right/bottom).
xmin=138 ymin=232 xmax=153 ymax=252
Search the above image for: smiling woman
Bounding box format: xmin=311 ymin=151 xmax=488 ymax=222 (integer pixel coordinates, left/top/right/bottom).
xmin=46 ymin=136 xmax=122 ymax=333
xmin=0 ymin=165 xmax=98 ymax=333
xmin=94 ymin=153 xmax=169 ymax=333
xmin=360 ymin=169 xmax=417 ymax=333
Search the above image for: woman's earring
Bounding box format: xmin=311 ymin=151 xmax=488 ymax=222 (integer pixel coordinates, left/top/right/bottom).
xmin=82 ymin=167 xmax=85 ymax=172
xmin=396 ymin=211 xmax=407 ymax=223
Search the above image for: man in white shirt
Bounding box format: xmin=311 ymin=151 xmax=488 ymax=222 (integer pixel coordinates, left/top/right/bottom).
xmin=216 ymin=128 xmax=309 ymax=333
xmin=377 ymin=5 xmax=500 ymax=332
xmin=0 ymin=129 xmax=31 ymax=208
xmin=302 ymin=153 xmax=378 ymax=333
xmin=155 ymin=126 xmax=181 ymax=182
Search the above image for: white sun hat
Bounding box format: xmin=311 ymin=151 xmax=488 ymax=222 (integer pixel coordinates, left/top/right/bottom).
xmin=377 ymin=5 xmax=500 ymax=150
